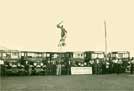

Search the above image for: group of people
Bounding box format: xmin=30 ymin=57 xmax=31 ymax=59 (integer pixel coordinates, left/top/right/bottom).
xmin=1 ymin=57 xmax=134 ymax=76
xmin=0 ymin=59 xmax=72 ymax=76
xmin=89 ymin=58 xmax=134 ymax=75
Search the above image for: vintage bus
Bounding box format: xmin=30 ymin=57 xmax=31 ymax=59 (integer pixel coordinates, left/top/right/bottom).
xmin=1 ymin=50 xmax=26 ymax=75
xmin=108 ymin=51 xmax=130 ymax=73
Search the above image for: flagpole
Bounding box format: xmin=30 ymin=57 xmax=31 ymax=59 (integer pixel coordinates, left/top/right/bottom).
xmin=104 ymin=20 xmax=107 ymax=59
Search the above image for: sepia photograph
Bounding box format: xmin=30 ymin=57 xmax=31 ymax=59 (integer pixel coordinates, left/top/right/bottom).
xmin=0 ymin=0 xmax=134 ymax=91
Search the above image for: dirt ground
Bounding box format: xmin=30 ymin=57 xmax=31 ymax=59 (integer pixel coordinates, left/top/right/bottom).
xmin=1 ymin=74 xmax=134 ymax=91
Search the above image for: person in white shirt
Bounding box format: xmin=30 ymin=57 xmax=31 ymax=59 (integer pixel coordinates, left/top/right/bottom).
xmin=56 ymin=61 xmax=62 ymax=76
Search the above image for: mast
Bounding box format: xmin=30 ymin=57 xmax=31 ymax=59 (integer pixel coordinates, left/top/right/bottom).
xmin=104 ymin=20 xmax=107 ymax=59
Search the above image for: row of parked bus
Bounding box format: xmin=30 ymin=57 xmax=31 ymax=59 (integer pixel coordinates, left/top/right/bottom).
xmin=0 ymin=50 xmax=133 ymax=76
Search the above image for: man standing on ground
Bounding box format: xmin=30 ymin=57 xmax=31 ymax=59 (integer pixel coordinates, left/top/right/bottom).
xmin=56 ymin=61 xmax=62 ymax=76
xmin=130 ymin=58 xmax=134 ymax=74
xmin=117 ymin=59 xmax=122 ymax=74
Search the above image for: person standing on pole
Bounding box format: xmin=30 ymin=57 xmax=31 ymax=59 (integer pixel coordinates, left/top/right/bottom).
xmin=57 ymin=21 xmax=67 ymax=47
xmin=56 ymin=21 xmax=67 ymax=76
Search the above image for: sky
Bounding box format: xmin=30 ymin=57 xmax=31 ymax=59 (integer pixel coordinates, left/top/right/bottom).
xmin=0 ymin=0 xmax=134 ymax=56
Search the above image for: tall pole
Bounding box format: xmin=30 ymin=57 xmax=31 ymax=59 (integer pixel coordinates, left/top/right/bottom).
xmin=104 ymin=20 xmax=107 ymax=59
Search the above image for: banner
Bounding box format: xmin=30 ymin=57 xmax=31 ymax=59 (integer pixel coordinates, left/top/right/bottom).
xmin=0 ymin=60 xmax=4 ymax=65
xmin=71 ymin=67 xmax=92 ymax=75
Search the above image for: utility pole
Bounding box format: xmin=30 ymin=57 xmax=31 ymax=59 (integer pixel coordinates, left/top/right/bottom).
xmin=104 ymin=20 xmax=107 ymax=59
